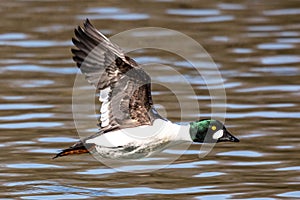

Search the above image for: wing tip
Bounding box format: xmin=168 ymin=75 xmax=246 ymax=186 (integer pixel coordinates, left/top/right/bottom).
xmin=84 ymin=18 xmax=93 ymax=28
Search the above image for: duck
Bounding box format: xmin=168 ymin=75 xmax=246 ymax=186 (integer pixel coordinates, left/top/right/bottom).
xmin=53 ymin=19 xmax=239 ymax=159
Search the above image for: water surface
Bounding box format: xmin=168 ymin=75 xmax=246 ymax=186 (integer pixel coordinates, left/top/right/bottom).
xmin=1 ymin=1 xmax=300 ymax=199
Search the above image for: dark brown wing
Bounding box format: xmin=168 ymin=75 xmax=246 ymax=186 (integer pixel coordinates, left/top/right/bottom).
xmin=72 ymin=19 xmax=159 ymax=132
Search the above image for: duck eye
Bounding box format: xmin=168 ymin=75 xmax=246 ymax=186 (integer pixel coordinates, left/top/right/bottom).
xmin=211 ymin=125 xmax=216 ymax=131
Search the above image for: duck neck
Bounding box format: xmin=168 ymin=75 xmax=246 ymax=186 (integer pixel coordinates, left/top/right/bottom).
xmin=189 ymin=120 xmax=210 ymax=142
xmin=167 ymin=122 xmax=193 ymax=142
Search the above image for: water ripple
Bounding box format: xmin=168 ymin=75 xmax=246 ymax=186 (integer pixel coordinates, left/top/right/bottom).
xmin=0 ymin=113 xmax=53 ymax=121
xmin=6 ymin=163 xmax=62 ymax=169
xmin=236 ymin=85 xmax=300 ymax=92
xmin=0 ymin=33 xmax=27 ymax=40
xmin=0 ymin=122 xmax=63 ymax=129
xmin=277 ymin=191 xmax=300 ymax=198
xmin=217 ymin=150 xmax=262 ymax=157
xmin=226 ymin=111 xmax=300 ymax=119
xmin=106 ymin=186 xmax=214 ymax=196
xmin=275 ymin=166 xmax=300 ymax=171
xmin=0 ymin=103 xmax=53 ymax=110
xmin=218 ymin=3 xmax=245 ymax=10
xmin=0 ymin=40 xmax=71 ymax=47
xmin=81 ymin=7 xmax=149 ymax=20
xmin=5 ymin=65 xmax=77 ymax=74
xmin=194 ymin=172 xmax=225 ymax=178
xmin=261 ymin=55 xmax=300 ymax=65
xmin=263 ymin=8 xmax=300 ymax=16
xmin=166 ymin=9 xmax=220 ymax=16
xmin=38 ymin=137 xmax=77 ymax=143
xmin=257 ymin=43 xmax=294 ymax=50
xmin=233 ymin=161 xmax=280 ymax=166
xmin=187 ymin=15 xmax=234 ymax=23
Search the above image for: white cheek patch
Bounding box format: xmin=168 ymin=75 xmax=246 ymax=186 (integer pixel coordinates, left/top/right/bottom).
xmin=213 ymin=130 xmax=224 ymax=140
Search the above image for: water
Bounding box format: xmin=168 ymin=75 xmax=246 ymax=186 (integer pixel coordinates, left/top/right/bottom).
xmin=1 ymin=1 xmax=300 ymax=199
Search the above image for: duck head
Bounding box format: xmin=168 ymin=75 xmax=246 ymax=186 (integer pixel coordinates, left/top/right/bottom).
xmin=189 ymin=119 xmax=239 ymax=143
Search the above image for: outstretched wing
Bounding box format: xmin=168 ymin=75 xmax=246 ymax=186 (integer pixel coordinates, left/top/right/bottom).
xmin=72 ymin=19 xmax=159 ymax=133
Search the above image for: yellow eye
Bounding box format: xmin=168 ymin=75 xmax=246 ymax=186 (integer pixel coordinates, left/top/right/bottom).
xmin=211 ymin=125 xmax=216 ymax=131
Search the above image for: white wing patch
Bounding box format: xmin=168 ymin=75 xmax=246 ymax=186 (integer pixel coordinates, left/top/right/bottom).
xmin=213 ymin=130 xmax=224 ymax=140
xmin=99 ymin=87 xmax=111 ymax=127
xmin=99 ymin=87 xmax=110 ymax=102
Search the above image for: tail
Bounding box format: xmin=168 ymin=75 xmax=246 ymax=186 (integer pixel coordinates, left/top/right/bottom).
xmin=53 ymin=141 xmax=95 ymax=159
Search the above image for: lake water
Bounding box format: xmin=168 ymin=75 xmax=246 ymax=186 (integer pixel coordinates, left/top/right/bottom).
xmin=1 ymin=1 xmax=300 ymax=199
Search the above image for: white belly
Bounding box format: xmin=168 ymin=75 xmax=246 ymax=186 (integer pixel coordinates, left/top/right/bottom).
xmin=85 ymin=119 xmax=191 ymax=159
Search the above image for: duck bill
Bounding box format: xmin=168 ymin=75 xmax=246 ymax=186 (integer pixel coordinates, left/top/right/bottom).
xmin=217 ymin=129 xmax=239 ymax=143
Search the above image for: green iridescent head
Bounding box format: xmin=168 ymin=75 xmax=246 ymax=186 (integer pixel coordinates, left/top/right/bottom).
xmin=189 ymin=119 xmax=239 ymax=143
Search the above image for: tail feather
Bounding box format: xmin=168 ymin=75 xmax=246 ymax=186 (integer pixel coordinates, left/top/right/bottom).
xmin=53 ymin=141 xmax=94 ymax=159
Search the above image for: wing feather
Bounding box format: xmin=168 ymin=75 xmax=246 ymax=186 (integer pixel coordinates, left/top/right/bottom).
xmin=72 ymin=19 xmax=161 ymax=132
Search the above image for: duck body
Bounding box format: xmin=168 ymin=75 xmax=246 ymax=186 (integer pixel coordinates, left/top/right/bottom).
xmin=84 ymin=119 xmax=191 ymax=159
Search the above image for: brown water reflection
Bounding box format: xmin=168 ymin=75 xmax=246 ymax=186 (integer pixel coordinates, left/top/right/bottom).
xmin=1 ymin=1 xmax=300 ymax=199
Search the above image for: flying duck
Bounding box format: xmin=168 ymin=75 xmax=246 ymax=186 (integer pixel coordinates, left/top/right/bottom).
xmin=53 ymin=19 xmax=239 ymax=159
